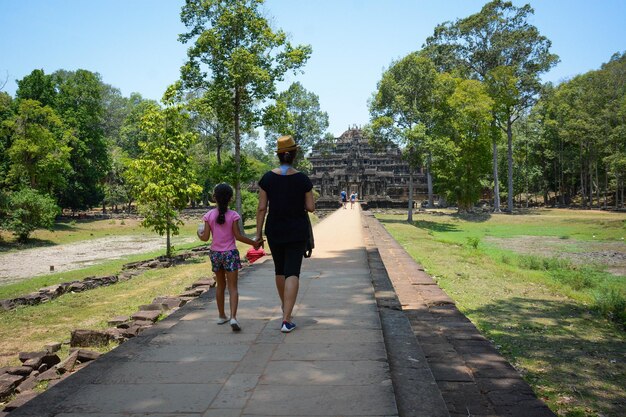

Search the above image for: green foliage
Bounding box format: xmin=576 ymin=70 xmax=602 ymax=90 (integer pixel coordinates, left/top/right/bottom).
xmin=239 ymin=189 xmax=259 ymax=225
xmin=4 ymin=188 xmax=60 ymax=242
xmin=129 ymin=105 xmax=202 ymax=257
xmin=263 ymin=81 xmax=329 ymax=154
xmin=466 ymin=236 xmax=480 ymax=249
xmin=179 ymin=0 xmax=311 ymax=217
xmin=430 ymin=75 xmax=493 ymax=210
xmin=53 ymin=69 xmax=110 ymax=210
xmin=593 ymin=287 xmax=626 ymax=327
xmin=3 ymin=99 xmax=72 ymax=194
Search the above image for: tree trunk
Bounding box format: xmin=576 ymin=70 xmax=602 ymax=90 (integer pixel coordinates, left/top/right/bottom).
xmin=492 ymin=135 xmax=501 ymax=212
xmin=580 ymin=141 xmax=586 ymax=208
xmin=407 ymin=168 xmax=414 ymax=223
xmin=233 ymin=88 xmax=243 ymax=231
xmin=427 ymin=152 xmax=433 ymax=207
xmin=166 ymin=209 xmax=171 ymax=258
xmin=604 ymin=169 xmax=608 ymax=209
xmin=506 ymin=120 xmax=514 ymax=213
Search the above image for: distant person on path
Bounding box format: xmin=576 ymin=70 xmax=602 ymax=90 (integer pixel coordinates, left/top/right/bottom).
xmin=256 ymin=135 xmax=315 ymax=333
xmin=198 ymin=183 xmax=261 ymax=332
xmin=350 ymin=192 xmax=356 ymax=209
xmin=340 ymin=190 xmax=347 ymax=209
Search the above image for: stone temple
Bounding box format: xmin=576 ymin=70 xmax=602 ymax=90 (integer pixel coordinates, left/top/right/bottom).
xmin=308 ymin=127 xmax=427 ymax=208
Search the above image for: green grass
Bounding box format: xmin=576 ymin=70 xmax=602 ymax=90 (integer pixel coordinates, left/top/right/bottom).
xmin=377 ymin=208 xmax=626 ymax=417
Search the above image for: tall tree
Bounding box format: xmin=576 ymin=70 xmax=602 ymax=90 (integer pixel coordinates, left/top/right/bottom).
xmin=3 ymin=99 xmax=72 ymax=194
xmin=15 ymin=69 xmax=56 ymax=107
xmin=0 ymin=92 xmax=14 ymax=185
xmin=263 ymin=81 xmax=329 ymax=154
xmin=430 ymin=75 xmax=494 ymax=211
xmin=178 ymin=0 xmax=311 ymax=221
xmin=119 ymin=93 xmax=159 ymax=158
xmin=52 ymin=69 xmax=110 ymax=210
xmin=369 ymin=52 xmax=438 ymax=221
xmin=130 ymin=104 xmax=202 ymax=257
xmin=425 ymin=0 xmax=558 ymax=212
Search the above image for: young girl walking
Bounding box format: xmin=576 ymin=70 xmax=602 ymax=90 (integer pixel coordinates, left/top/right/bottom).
xmin=198 ymin=183 xmax=260 ymax=331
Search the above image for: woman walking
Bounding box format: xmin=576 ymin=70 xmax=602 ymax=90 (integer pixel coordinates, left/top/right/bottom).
xmin=198 ymin=183 xmax=260 ymax=331
xmin=256 ymin=135 xmax=315 ymax=333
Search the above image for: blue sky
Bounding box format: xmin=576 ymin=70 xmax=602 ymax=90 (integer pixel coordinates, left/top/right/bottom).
xmin=1 ymin=0 xmax=625 ymax=137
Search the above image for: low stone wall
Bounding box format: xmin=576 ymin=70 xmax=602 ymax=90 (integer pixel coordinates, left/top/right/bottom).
xmin=0 ymin=247 xmax=212 ymax=311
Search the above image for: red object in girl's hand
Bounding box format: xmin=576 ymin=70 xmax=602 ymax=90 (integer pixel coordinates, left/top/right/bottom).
xmin=246 ymin=247 xmax=265 ymax=264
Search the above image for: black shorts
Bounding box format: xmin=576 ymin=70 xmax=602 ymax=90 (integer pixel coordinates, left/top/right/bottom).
xmin=268 ymin=240 xmax=307 ymax=278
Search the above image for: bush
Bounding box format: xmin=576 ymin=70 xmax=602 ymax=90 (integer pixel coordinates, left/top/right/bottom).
xmin=5 ymin=188 xmax=60 ymax=242
xmin=239 ymin=190 xmax=259 ymax=225
xmin=550 ymin=269 xmax=596 ymax=290
xmin=593 ymin=287 xmax=626 ymax=327
xmin=466 ymin=236 xmax=480 ymax=249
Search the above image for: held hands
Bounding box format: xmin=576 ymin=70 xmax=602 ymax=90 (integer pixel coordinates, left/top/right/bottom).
xmin=253 ymin=236 xmax=265 ymax=250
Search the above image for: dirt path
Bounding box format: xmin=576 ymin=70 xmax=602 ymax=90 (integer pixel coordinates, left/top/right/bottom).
xmin=0 ymin=235 xmax=196 ymax=285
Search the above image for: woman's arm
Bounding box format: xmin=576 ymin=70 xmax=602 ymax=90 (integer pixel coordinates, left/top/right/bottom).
xmin=232 ymin=221 xmax=257 ymax=246
xmin=198 ymin=220 xmax=211 ymax=242
xmin=255 ymin=189 xmax=268 ymax=244
xmin=304 ymin=190 xmax=315 ymax=213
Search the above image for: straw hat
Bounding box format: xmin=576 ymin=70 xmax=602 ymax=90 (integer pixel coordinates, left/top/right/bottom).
xmin=276 ymin=135 xmax=298 ymax=154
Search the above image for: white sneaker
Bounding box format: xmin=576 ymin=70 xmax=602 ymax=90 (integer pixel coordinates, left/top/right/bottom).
xmin=216 ymin=316 xmax=229 ymax=325
xmin=230 ymin=318 xmax=241 ymax=331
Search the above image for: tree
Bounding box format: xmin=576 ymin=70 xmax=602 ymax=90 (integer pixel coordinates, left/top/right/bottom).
xmin=15 ymin=69 xmax=56 ymax=107
xmin=129 ymin=104 xmax=202 ymax=257
xmin=4 ymin=99 xmax=72 ymax=194
xmin=369 ymin=52 xmax=438 ymax=221
xmin=52 ymin=69 xmax=110 ymax=210
xmin=119 ymin=93 xmax=159 ymax=158
xmin=179 ymin=0 xmax=311 ymax=222
xmin=263 ymin=81 xmax=329 ymax=154
xmin=425 ymin=0 xmax=559 ymax=212
xmin=0 ymin=92 xmax=14 ymax=185
xmin=4 ymin=188 xmax=60 ymax=243
xmin=430 ymin=75 xmax=494 ymax=211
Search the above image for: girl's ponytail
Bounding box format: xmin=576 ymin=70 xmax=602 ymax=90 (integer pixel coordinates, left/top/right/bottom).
xmin=213 ymin=183 xmax=234 ymax=225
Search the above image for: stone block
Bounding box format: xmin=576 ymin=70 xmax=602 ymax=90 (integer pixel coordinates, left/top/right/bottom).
xmin=152 ymin=296 xmax=185 ymax=310
xmin=0 ymin=373 xmax=24 ymax=401
xmin=56 ymin=350 xmax=79 ymax=374
xmin=70 ymin=329 xmax=113 ymax=347
xmin=69 ymin=349 xmax=101 ymax=362
xmin=44 ymin=342 xmax=62 ymax=353
xmin=36 ymin=368 xmax=60 ymax=382
xmin=191 ymin=278 xmax=215 ymax=288
xmin=107 ymin=315 xmax=130 ymax=326
xmin=3 ymin=366 xmax=32 ymax=376
xmin=130 ymin=310 xmax=161 ymax=322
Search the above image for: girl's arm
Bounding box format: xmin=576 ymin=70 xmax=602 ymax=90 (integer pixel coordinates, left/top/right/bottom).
xmin=198 ymin=220 xmax=211 ymax=242
xmin=232 ymin=221 xmax=258 ymax=246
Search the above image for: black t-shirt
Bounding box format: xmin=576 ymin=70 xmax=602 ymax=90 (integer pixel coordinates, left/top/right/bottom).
xmin=258 ymin=171 xmax=313 ymax=243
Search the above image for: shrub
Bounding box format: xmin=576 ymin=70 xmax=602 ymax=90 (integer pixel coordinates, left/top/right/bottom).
xmin=593 ymin=287 xmax=626 ymax=327
xmin=466 ymin=236 xmax=480 ymax=249
xmin=550 ymin=269 xmax=596 ymax=290
xmin=5 ymin=188 xmax=60 ymax=242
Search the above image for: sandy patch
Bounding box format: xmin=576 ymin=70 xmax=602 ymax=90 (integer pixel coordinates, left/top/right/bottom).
xmin=484 ymin=236 xmax=626 ymax=276
xmin=0 ymin=235 xmax=196 ymax=285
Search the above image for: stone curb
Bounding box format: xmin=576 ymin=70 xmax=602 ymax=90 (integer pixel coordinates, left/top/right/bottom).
xmin=363 ymin=212 xmax=556 ymax=417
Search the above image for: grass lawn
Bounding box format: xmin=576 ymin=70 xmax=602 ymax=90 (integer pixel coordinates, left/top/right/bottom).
xmin=377 ymin=208 xmax=625 ymax=417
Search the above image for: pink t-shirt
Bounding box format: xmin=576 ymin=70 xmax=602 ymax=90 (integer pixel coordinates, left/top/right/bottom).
xmin=202 ymin=208 xmax=241 ymax=252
